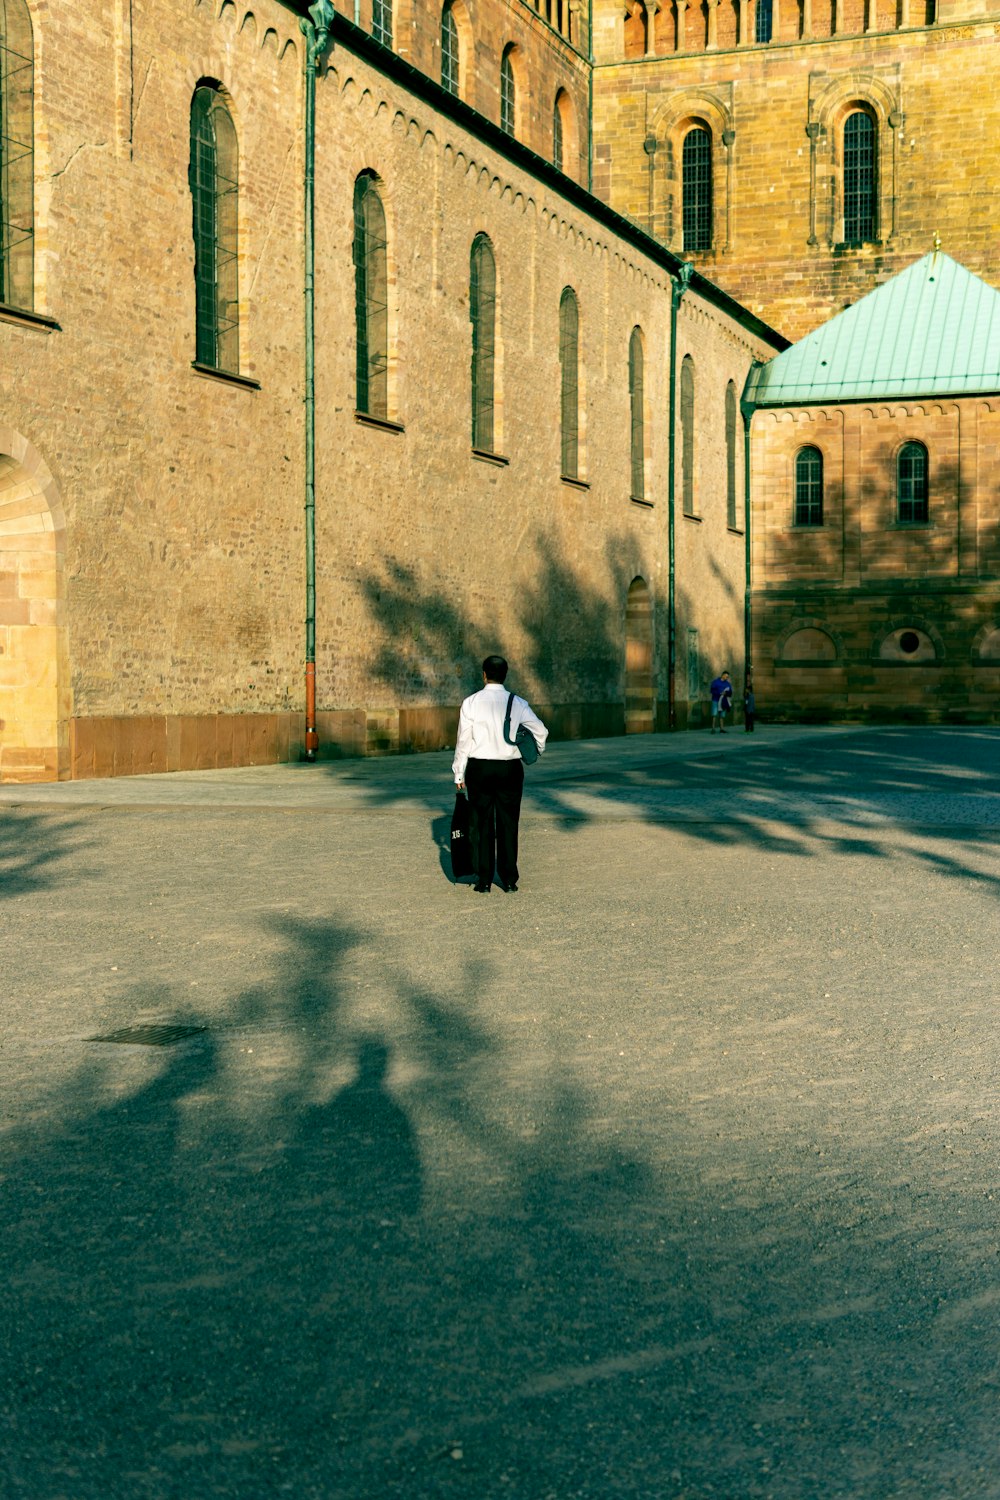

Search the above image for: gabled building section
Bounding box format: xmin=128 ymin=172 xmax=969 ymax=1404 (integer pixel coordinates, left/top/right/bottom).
xmin=748 ymin=251 xmax=1000 ymax=724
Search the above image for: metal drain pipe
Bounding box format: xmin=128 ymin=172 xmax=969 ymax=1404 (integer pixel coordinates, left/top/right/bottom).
xmin=740 ymin=361 xmax=762 ymax=695
xmin=666 ymin=260 xmax=693 ymax=731
xmin=299 ymin=0 xmax=334 ymax=761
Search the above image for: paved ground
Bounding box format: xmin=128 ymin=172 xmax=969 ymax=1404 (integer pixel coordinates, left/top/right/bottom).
xmin=2 ymin=724 xmax=999 ymax=1500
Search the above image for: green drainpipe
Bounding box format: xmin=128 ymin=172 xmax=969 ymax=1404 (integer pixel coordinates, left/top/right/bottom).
xmin=666 ymin=260 xmax=693 ymax=731
xmin=299 ymin=0 xmax=334 ymax=761
xmin=587 ymin=0 xmax=594 ymax=194
xmin=740 ymin=362 xmax=761 ymax=697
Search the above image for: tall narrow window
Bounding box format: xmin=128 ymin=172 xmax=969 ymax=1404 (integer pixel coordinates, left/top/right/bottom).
xmin=681 ymin=355 xmax=695 ymax=516
xmin=725 ymin=382 xmax=738 ymax=528
xmin=441 ymin=3 xmax=459 ymax=96
xmin=353 ymin=174 xmax=389 ymax=420
xmin=795 ymin=446 xmax=823 ymax=526
xmin=559 ymin=287 xmax=579 ymax=479
xmin=190 ymin=85 xmax=239 ymax=374
xmin=629 ymin=328 xmax=645 ymax=502
xmin=755 ymin=0 xmax=773 ymax=39
xmin=470 ymin=234 xmax=497 ymax=452
xmin=372 ymin=0 xmax=393 ymax=47
xmin=553 ymin=95 xmax=564 ymax=171
xmin=0 ymin=0 xmax=34 ymax=310
xmin=897 ymin=441 xmax=928 ymax=523
xmin=500 ymin=47 xmax=516 ymax=137
xmin=844 ymin=110 xmax=876 ymax=245
xmin=682 ymin=127 xmax=712 ymax=252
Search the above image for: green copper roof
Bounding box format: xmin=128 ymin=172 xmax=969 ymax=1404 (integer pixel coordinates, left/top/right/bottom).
xmin=746 ymin=252 xmax=1000 ymax=407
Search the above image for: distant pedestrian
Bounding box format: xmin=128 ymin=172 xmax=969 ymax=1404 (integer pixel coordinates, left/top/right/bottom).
xmin=744 ymin=682 xmax=756 ymax=733
xmin=710 ymin=671 xmax=733 ymax=733
xmin=453 ymin=655 xmax=548 ymax=894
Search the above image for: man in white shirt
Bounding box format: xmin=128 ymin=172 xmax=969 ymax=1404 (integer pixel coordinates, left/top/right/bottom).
xmin=453 ymin=655 xmax=548 ymax=893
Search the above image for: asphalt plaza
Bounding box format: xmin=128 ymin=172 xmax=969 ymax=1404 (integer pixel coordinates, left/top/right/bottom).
xmin=2 ymin=724 xmax=999 ymax=1499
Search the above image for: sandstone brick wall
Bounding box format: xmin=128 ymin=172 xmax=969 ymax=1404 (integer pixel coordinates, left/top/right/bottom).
xmin=750 ymin=398 xmax=1000 ymax=720
xmin=0 ymin=0 xmax=780 ymax=779
xmin=591 ymin=8 xmax=1000 ymax=340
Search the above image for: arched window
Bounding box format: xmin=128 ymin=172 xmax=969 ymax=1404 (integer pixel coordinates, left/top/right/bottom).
xmin=500 ymin=47 xmax=516 ymax=136
xmin=897 ymin=441 xmax=928 ymax=523
xmin=553 ymin=95 xmax=564 ymax=171
xmin=681 ymin=355 xmax=695 ymax=516
xmin=682 ymin=128 xmax=712 ymax=252
xmin=795 ymin=446 xmax=823 ymax=526
xmin=843 ymin=110 xmax=876 ymax=245
xmin=755 ymin=0 xmax=773 ymax=39
xmin=441 ymin=3 xmax=459 ymax=95
xmin=372 ymin=0 xmax=393 ymax=48
xmin=470 ymin=234 xmax=497 ymax=452
xmin=353 ymin=174 xmax=388 ymax=420
xmin=190 ymin=85 xmax=239 ymax=374
xmin=629 ymin=328 xmax=645 ymax=502
xmin=0 ymin=0 xmax=33 ymax=310
xmin=725 ymin=382 xmax=738 ymax=528
xmin=559 ymin=287 xmax=579 ymax=479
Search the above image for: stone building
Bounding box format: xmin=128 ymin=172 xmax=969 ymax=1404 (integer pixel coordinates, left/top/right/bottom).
xmin=590 ymin=0 xmax=1000 ymax=340
xmin=746 ymin=251 xmax=1000 ymax=722
xmin=0 ymin=0 xmax=782 ymax=780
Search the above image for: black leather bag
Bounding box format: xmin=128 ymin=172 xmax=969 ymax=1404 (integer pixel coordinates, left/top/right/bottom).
xmin=450 ymin=791 xmax=473 ymax=878
xmin=503 ymin=692 xmax=540 ymax=765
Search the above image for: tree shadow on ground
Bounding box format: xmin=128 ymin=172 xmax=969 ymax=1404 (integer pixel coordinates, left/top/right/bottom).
xmin=3 ymin=903 xmax=1000 ymax=1498
xmin=0 ymin=808 xmax=91 ymax=900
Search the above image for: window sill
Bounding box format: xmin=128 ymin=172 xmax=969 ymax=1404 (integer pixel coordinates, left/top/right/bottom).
xmin=472 ymin=448 xmax=510 ymax=467
xmin=683 ymin=511 xmax=702 ymax=522
xmin=892 ymin=521 xmax=932 ymax=529
xmin=630 ymin=495 xmax=654 ymax=508
xmin=561 ymin=475 xmax=590 ymax=491
xmin=790 ymin=523 xmax=825 ymax=531
xmin=355 ymin=411 xmax=405 ymax=434
xmin=191 ymin=363 xmax=261 ymax=391
xmin=0 ymin=303 xmax=61 ymax=333
xmin=727 ymin=526 xmax=745 ymax=536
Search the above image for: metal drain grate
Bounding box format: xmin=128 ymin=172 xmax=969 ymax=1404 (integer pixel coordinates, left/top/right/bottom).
xmin=89 ymin=1023 xmax=207 ymax=1048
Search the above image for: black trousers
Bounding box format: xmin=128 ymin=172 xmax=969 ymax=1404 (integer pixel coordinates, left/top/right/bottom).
xmin=465 ymin=758 xmax=524 ymax=888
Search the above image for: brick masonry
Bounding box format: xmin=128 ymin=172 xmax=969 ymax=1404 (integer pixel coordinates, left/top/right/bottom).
xmin=750 ymin=398 xmax=1000 ymax=721
xmin=591 ymin=1 xmax=1000 ymax=340
xmin=0 ymin=0 xmax=780 ymax=780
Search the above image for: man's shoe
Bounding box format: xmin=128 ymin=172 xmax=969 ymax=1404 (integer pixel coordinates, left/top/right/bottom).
xmin=500 ymin=881 xmax=518 ymax=893
xmin=473 ymin=882 xmax=491 ymax=893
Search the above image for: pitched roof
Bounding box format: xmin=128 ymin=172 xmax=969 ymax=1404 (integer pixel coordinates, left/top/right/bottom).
xmin=745 ymin=251 xmax=1000 ymax=407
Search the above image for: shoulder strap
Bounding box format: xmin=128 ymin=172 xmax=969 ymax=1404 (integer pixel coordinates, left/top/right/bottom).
xmin=503 ymin=691 xmax=516 ymax=746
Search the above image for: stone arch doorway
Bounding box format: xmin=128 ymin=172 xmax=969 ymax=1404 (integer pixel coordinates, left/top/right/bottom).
xmin=0 ymin=439 xmax=67 ymax=782
xmin=625 ymin=576 xmax=654 ymax=734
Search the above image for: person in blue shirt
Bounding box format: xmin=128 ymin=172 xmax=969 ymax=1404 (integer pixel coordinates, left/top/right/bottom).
xmin=710 ymin=671 xmax=733 ymax=732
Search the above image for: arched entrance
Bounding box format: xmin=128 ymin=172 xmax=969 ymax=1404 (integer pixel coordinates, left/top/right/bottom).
xmin=625 ymin=576 xmax=654 ymax=734
xmin=0 ymin=441 xmax=66 ymax=781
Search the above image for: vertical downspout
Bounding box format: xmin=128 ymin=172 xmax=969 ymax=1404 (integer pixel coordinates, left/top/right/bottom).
xmin=300 ymin=0 xmax=334 ymax=761
xmin=740 ymin=362 xmax=761 ymax=696
xmin=587 ymin=0 xmax=594 ymax=194
xmin=666 ymin=260 xmax=693 ymax=730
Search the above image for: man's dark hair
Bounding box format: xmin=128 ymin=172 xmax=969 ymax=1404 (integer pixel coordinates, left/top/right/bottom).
xmin=482 ymin=654 xmax=509 ymax=683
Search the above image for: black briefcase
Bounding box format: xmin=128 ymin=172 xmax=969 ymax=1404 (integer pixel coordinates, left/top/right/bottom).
xmin=450 ymin=792 xmax=473 ymax=879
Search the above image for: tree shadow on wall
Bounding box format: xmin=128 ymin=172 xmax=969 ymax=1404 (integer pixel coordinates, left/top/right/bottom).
xmin=358 ymin=531 xmax=645 ymax=711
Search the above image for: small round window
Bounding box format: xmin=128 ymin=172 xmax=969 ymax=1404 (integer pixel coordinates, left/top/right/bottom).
xmin=899 ymin=631 xmax=921 ymax=655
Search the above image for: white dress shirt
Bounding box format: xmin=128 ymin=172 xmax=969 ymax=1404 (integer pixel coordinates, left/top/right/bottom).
xmin=452 ymin=681 xmax=548 ymax=784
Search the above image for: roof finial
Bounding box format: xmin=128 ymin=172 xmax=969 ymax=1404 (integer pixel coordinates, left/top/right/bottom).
xmin=933 ymin=231 xmax=941 ymax=255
